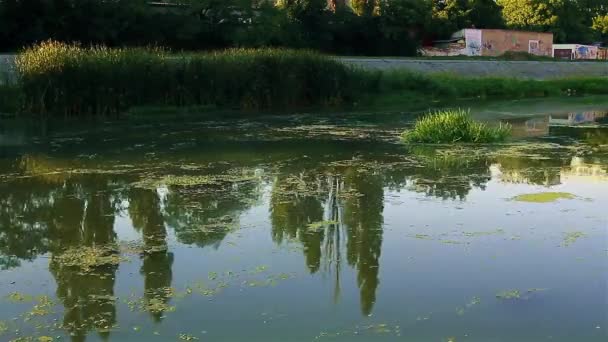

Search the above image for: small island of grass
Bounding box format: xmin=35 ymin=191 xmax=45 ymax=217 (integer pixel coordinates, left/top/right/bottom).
xmin=401 ymin=109 xmax=512 ymax=144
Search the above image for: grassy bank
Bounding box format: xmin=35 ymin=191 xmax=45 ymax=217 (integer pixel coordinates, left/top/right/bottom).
xmin=10 ymin=41 xmax=608 ymax=117
xmin=16 ymin=41 xmax=362 ymax=117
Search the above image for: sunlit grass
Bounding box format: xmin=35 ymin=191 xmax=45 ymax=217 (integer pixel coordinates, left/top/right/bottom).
xmin=401 ymin=109 xmax=511 ymax=144
xmin=16 ymin=41 xmax=362 ymax=117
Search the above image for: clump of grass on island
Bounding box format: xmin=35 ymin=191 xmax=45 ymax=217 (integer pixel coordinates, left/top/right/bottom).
xmin=401 ymin=109 xmax=511 ymax=144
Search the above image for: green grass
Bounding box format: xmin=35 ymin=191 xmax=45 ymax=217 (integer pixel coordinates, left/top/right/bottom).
xmin=16 ymin=41 xmax=363 ymax=117
xmin=11 ymin=41 xmax=608 ymax=117
xmin=401 ymin=109 xmax=512 ymax=144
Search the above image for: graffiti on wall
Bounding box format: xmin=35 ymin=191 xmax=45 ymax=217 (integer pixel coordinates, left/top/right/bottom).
xmin=575 ymin=45 xmax=598 ymax=59
xmin=465 ymin=29 xmax=482 ymax=56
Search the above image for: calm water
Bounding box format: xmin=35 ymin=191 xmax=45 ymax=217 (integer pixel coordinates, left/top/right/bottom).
xmin=0 ymin=107 xmax=607 ymax=342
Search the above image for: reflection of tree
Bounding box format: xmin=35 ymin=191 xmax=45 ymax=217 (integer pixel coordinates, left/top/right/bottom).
xmin=128 ymin=188 xmax=174 ymax=322
xmin=495 ymin=155 xmax=563 ymax=186
xmin=48 ymin=176 xmax=119 ymax=342
xmin=0 ymin=178 xmax=54 ymax=269
xmin=270 ymin=166 xmax=385 ymax=316
xmin=386 ymin=147 xmax=492 ymax=200
xmin=163 ymin=181 xmax=261 ymax=248
xmin=342 ymin=168 xmax=384 ymax=316
xmin=271 ymin=174 xmax=325 ymax=273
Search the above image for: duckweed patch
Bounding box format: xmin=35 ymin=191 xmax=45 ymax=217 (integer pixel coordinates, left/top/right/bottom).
xmin=456 ymin=296 xmax=481 ymax=316
xmin=134 ymin=171 xmax=258 ymax=189
xmin=512 ymin=192 xmax=576 ymax=203
xmin=314 ymin=323 xmax=401 ymax=340
xmin=307 ymin=220 xmax=339 ymax=231
xmin=462 ymin=229 xmax=505 ymax=237
xmin=26 ymin=296 xmax=55 ymax=318
xmin=53 ymin=246 xmax=122 ymax=271
xmin=6 ymin=292 xmax=33 ymax=303
xmin=0 ymin=320 xmax=7 ymax=335
xmin=497 ymin=288 xmax=548 ymax=300
xmin=496 ymin=289 xmax=521 ymax=300
xmin=563 ymin=232 xmax=587 ymax=246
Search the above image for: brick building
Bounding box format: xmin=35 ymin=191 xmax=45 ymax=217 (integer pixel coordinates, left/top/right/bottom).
xmin=422 ymin=29 xmax=554 ymax=57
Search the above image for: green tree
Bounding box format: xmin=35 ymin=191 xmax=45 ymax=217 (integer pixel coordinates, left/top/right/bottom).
xmin=498 ymin=0 xmax=594 ymax=43
xmin=431 ymin=0 xmax=504 ymax=38
xmin=351 ymin=0 xmax=379 ymax=16
xmin=377 ymin=0 xmax=432 ymax=55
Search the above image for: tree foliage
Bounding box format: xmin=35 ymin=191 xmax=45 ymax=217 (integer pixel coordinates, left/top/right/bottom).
xmin=0 ymin=0 xmax=607 ymax=55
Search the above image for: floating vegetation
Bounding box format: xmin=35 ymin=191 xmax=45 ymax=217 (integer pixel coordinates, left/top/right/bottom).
xmin=456 ymin=296 xmax=481 ymax=316
xmin=0 ymin=320 xmax=7 ymax=335
xmin=496 ymin=289 xmax=521 ymax=300
xmin=144 ymin=298 xmax=176 ymax=315
xmin=402 ymin=109 xmax=511 ymax=144
xmin=314 ymin=323 xmax=401 ymax=340
xmin=307 ymin=220 xmax=339 ymax=231
xmin=6 ymin=292 xmax=33 ymax=303
xmin=53 ymin=246 xmax=122 ymax=271
xmin=26 ymin=296 xmax=55 ymax=318
xmin=462 ymin=229 xmax=505 ymax=237
xmin=512 ymin=192 xmax=576 ymax=203
xmin=497 ymin=288 xmax=548 ymax=301
xmin=134 ymin=170 xmax=258 ymax=189
xmin=178 ymin=333 xmax=199 ymax=341
xmin=563 ymin=232 xmax=587 ymax=247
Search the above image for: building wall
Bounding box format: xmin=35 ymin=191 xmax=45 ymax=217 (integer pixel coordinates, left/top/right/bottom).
xmin=553 ymin=44 xmax=602 ymax=60
xmin=479 ymin=30 xmax=553 ymax=57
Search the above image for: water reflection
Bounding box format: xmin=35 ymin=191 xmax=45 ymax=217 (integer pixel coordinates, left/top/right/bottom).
xmin=47 ymin=176 xmax=120 ymax=341
xmin=0 ymin=122 xmax=607 ymax=340
xmin=128 ymin=188 xmax=173 ymax=322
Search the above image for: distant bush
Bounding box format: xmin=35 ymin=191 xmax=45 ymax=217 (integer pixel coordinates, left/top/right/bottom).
xmin=401 ymin=109 xmax=511 ymax=143
xmin=16 ymin=41 xmax=364 ymax=117
xmin=498 ymin=51 xmax=554 ymax=61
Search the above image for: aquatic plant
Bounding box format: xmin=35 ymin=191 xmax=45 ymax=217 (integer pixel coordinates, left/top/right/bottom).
xmin=53 ymin=246 xmax=122 ymax=271
xmin=401 ymin=109 xmax=512 ymax=144
xmin=563 ymin=232 xmax=586 ymax=247
xmin=496 ymin=289 xmax=521 ymax=300
xmin=512 ymin=192 xmax=575 ymax=203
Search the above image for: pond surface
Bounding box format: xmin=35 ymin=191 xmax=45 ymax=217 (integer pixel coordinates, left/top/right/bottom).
xmin=0 ymin=104 xmax=607 ymax=342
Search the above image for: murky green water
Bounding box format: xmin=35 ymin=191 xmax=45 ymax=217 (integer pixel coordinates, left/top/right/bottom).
xmin=0 ymin=106 xmax=607 ymax=341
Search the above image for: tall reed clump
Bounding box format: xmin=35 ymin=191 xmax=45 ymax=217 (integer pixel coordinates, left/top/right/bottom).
xmin=16 ymin=41 xmax=364 ymax=117
xmin=401 ymin=109 xmax=511 ymax=144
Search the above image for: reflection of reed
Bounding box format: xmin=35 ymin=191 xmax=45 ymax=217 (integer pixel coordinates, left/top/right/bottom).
xmin=561 ymin=157 xmax=608 ymax=183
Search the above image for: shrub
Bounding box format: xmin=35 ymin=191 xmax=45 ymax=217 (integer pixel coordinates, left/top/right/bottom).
xmin=498 ymin=51 xmax=554 ymax=61
xmin=401 ymin=109 xmax=511 ymax=143
xmin=16 ymin=41 xmax=365 ymax=117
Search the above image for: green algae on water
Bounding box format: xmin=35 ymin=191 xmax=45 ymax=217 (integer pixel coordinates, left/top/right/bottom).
xmin=307 ymin=220 xmax=338 ymax=231
xmin=563 ymin=232 xmax=586 ymax=247
xmin=0 ymin=320 xmax=7 ymax=335
xmin=496 ymin=289 xmax=521 ymax=300
xmin=512 ymin=192 xmax=576 ymax=203
xmin=53 ymin=246 xmax=122 ymax=271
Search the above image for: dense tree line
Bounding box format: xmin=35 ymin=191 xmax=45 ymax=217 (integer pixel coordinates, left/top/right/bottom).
xmin=0 ymin=0 xmax=607 ymax=54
